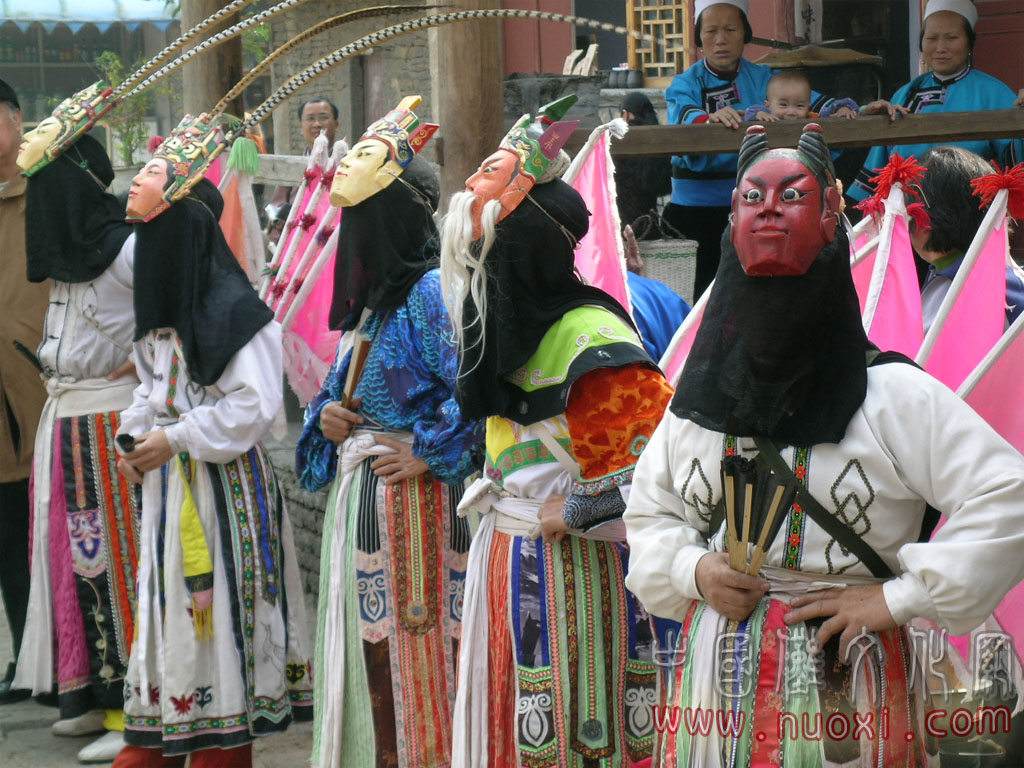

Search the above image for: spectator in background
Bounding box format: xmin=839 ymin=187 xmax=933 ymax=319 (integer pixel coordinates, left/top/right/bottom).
xmin=849 ymin=0 xmax=1024 ymax=204
xmin=266 ymin=96 xmax=340 ymax=244
xmin=614 ymin=92 xmax=671 ymax=237
xmin=0 ymin=78 xmax=49 ymax=706
xmin=662 ymin=0 xmax=855 ymax=300
xmin=911 ymin=146 xmax=1024 ymax=333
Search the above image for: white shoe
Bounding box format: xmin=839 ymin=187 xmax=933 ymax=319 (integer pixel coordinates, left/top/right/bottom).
xmin=77 ymin=730 xmax=126 ymax=764
xmin=52 ymin=709 xmax=107 ymax=737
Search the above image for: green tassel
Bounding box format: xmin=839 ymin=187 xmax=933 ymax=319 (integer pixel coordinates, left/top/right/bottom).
xmin=227 ymin=137 xmax=260 ymax=174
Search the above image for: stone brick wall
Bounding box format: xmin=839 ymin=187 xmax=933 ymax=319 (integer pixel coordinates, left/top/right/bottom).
xmin=268 ymin=1 xmax=436 ymax=163
xmin=264 ymin=431 xmax=328 ymax=600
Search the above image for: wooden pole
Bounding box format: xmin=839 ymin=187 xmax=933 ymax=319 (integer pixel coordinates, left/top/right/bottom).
xmin=180 ymin=0 xmax=244 ymax=119
xmin=564 ymin=109 xmax=1024 ymax=157
xmin=433 ymin=0 xmax=503 ymax=206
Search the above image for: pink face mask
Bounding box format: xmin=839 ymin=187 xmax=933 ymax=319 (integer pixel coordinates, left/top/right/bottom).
xmin=731 ymin=154 xmax=841 ymax=276
xmin=126 ymin=158 xmax=171 ymax=221
xmin=464 ymin=149 xmax=534 ymax=240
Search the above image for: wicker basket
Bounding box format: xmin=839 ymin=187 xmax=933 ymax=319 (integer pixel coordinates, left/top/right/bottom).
xmin=637 ymin=238 xmax=698 ymax=305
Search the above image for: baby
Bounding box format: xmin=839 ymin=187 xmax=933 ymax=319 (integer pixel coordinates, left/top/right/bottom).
xmin=745 ymin=70 xmax=858 ymax=121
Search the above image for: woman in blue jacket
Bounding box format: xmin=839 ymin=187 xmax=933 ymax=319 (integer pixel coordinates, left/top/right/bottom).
xmin=663 ymin=0 xmax=854 ymax=299
xmin=849 ymin=0 xmax=1023 ymax=204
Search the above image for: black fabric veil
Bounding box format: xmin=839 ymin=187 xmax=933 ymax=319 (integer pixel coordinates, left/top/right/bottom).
xmin=330 ymin=155 xmax=441 ymax=331
xmin=455 ymin=178 xmax=636 ymax=421
xmin=132 ymin=178 xmax=273 ymax=386
xmin=25 ymin=134 xmax=132 ymax=283
xmin=670 ymin=225 xmax=872 ymax=445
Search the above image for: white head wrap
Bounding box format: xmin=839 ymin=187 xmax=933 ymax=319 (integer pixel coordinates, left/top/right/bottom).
xmin=695 ymin=0 xmax=750 ymax=20
xmin=923 ymin=0 xmax=978 ymax=30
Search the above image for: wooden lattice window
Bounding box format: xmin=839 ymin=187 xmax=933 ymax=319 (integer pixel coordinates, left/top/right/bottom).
xmin=626 ymin=0 xmax=696 ymax=88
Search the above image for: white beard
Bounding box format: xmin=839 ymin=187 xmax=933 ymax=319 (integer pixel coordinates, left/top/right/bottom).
xmin=439 ymin=190 xmax=501 ymax=371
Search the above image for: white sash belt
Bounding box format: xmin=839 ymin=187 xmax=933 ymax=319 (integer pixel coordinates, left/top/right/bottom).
xmin=316 ymin=428 xmax=410 ymax=768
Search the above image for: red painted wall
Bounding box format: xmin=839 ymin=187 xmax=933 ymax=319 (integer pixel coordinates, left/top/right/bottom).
xmin=974 ymin=0 xmax=1024 ymax=91
xmin=501 ymin=0 xmax=573 ymax=75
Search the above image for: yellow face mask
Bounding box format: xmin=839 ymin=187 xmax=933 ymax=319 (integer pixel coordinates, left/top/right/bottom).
xmin=330 ymin=138 xmax=397 ymax=208
xmin=328 ymin=95 xmax=439 ymax=209
xmin=15 ymin=81 xmax=118 ymax=177
xmin=16 ymin=116 xmax=63 ymax=173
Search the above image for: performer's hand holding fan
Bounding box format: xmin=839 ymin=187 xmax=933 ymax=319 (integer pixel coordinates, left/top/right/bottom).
xmin=721 ymin=455 xmax=798 ymax=576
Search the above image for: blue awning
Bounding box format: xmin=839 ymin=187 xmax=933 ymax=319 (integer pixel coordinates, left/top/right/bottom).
xmin=0 ymin=0 xmax=179 ymax=33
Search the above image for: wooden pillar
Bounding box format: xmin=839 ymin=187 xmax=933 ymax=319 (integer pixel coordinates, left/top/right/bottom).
xmin=180 ymin=0 xmax=244 ymax=118
xmin=433 ymin=0 xmax=504 ymax=205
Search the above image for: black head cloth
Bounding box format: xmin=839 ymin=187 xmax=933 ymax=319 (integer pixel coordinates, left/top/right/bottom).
xmin=25 ymin=134 xmax=132 ymax=283
xmin=330 ymin=154 xmax=441 ymax=331
xmin=132 ymin=177 xmax=274 ymax=386
xmin=671 ymin=125 xmax=869 ymax=445
xmin=455 ymin=177 xmax=638 ymax=422
xmin=671 ymin=224 xmax=871 ymax=446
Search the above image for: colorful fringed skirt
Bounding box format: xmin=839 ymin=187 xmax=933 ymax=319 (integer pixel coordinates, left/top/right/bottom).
xmin=312 ymin=436 xmax=469 ymax=768
xmin=17 ymin=378 xmax=142 ymax=716
xmin=657 ymin=598 xmax=937 ymax=768
xmin=43 ymin=410 xmax=139 ymax=716
xmin=482 ymin=528 xmax=657 ymax=768
xmin=123 ymin=444 xmax=313 ymax=754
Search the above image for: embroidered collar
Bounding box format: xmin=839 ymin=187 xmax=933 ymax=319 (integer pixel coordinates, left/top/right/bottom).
xmin=930 ymin=65 xmax=971 ymax=86
xmin=703 ymin=58 xmax=741 ymax=81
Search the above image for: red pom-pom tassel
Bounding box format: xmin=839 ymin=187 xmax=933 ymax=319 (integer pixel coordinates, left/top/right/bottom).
xmin=906 ymin=202 xmax=931 ymax=233
xmin=853 ymin=196 xmax=885 ymax=223
xmin=970 ymin=162 xmax=1024 ymax=221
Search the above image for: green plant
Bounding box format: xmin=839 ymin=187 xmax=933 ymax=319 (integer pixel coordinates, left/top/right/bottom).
xmin=242 ymin=22 xmax=271 ymax=66
xmin=93 ymin=50 xmax=155 ymax=166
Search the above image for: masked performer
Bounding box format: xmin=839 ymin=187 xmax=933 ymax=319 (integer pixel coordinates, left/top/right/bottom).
xmin=113 ymin=118 xmax=312 ymax=768
xmin=14 ymin=84 xmax=140 ymax=763
xmin=295 ymin=96 xmax=483 ymax=768
xmin=442 ymin=100 xmax=674 ymax=768
xmin=624 ymin=124 xmax=1024 ymax=767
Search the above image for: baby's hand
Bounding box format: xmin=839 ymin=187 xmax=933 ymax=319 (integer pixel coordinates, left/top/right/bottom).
xmin=755 ymin=110 xmax=777 ymax=122
xmin=832 ymin=106 xmax=857 ymax=120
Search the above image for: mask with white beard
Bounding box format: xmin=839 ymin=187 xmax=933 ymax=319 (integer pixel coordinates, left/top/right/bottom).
xmin=439 ymin=188 xmax=502 ymax=371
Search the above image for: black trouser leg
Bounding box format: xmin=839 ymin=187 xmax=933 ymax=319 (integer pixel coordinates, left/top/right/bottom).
xmin=0 ymin=478 xmax=30 ymax=663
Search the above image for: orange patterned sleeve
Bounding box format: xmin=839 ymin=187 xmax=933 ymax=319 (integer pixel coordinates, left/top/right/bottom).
xmin=563 ymin=362 xmax=674 ymax=496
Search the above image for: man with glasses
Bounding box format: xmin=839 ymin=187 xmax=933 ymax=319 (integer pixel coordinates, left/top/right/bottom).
xmin=266 ymin=96 xmax=340 ymax=244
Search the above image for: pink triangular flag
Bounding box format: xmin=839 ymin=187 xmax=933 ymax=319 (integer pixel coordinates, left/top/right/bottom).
xmin=963 ymin=317 xmax=1024 ymax=452
xmin=659 ymin=288 xmax=709 ymax=386
xmin=922 ymin=218 xmax=1007 ymax=390
xmin=569 ymin=132 xmax=631 ymax=314
xmin=943 ymin=317 xmax=1024 ymax=668
xmin=863 ymin=213 xmax=924 ymax=357
xmin=851 ymin=231 xmax=876 ymax=313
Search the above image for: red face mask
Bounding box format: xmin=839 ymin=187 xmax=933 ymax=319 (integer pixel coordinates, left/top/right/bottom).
xmin=730 ymin=153 xmax=841 ymax=276
xmin=465 ymin=149 xmax=534 ymax=240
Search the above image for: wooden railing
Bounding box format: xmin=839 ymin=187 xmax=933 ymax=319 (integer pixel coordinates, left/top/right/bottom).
xmin=252 ymin=109 xmax=1024 ymax=186
xmin=567 ymin=109 xmax=1024 ymax=157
